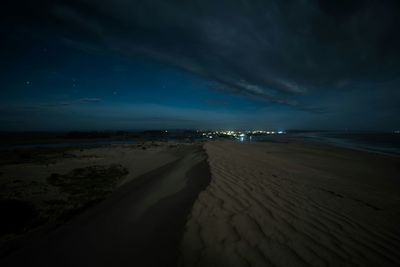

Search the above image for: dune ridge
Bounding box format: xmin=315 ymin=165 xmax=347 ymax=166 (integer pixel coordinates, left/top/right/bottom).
xmin=180 ymin=141 xmax=400 ymax=267
xmin=0 ymin=144 xmax=211 ymax=266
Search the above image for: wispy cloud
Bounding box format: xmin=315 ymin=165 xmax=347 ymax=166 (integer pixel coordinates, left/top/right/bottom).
xmin=4 ymin=0 xmax=400 ymax=113
xmin=53 ymin=98 xmax=102 ymax=106
xmin=38 ymin=0 xmax=399 ymax=111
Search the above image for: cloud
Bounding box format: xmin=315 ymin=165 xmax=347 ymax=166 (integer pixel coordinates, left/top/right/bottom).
xmin=4 ymin=0 xmax=400 ymax=111
xmin=77 ymin=98 xmax=101 ymax=103
xmin=39 ymin=98 xmax=102 ymax=107
xmin=0 ymin=102 xmax=262 ymax=131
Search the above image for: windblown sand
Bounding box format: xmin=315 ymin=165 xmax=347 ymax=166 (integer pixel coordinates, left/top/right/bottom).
xmin=181 ymin=141 xmax=400 ymax=267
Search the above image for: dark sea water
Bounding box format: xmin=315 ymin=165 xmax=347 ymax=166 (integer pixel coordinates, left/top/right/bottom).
xmin=296 ymin=132 xmax=400 ymax=156
xmin=0 ymin=139 xmax=139 ymax=150
xmin=2 ymin=132 xmax=399 ymax=156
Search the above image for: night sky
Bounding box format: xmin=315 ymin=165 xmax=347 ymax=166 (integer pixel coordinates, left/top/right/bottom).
xmin=1 ymin=0 xmax=400 ymax=131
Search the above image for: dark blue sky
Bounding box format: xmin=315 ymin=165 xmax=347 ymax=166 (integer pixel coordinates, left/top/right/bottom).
xmin=1 ymin=0 xmax=400 ymax=131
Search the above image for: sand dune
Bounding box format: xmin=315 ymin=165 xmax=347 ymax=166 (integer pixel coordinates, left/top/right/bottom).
xmin=0 ymin=144 xmax=179 ymax=243
xmin=181 ymin=141 xmax=400 ymax=267
xmin=1 ymin=144 xmax=211 ymax=267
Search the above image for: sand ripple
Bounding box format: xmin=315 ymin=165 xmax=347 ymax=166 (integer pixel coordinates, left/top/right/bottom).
xmin=180 ymin=141 xmax=400 ymax=267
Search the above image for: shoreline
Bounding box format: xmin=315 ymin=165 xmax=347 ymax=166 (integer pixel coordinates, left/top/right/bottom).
xmin=290 ymin=136 xmax=400 ymax=157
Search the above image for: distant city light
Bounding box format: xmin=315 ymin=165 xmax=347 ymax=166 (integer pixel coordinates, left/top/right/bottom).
xmin=198 ymin=129 xmax=287 ymax=141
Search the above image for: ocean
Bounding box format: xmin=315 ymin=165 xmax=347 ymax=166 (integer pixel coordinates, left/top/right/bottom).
xmin=296 ymin=131 xmax=400 ymax=156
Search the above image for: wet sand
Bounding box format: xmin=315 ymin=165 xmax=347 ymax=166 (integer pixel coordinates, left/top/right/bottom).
xmin=181 ymin=141 xmax=400 ymax=267
xmin=0 ymin=144 xmax=211 ymax=267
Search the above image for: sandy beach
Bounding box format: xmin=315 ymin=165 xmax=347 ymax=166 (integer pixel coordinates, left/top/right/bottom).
xmin=0 ymin=142 xmax=210 ymax=266
xmin=0 ymin=142 xmax=179 ymax=245
xmin=1 ymin=139 xmax=400 ymax=266
xmin=180 ymin=140 xmax=400 ymax=266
